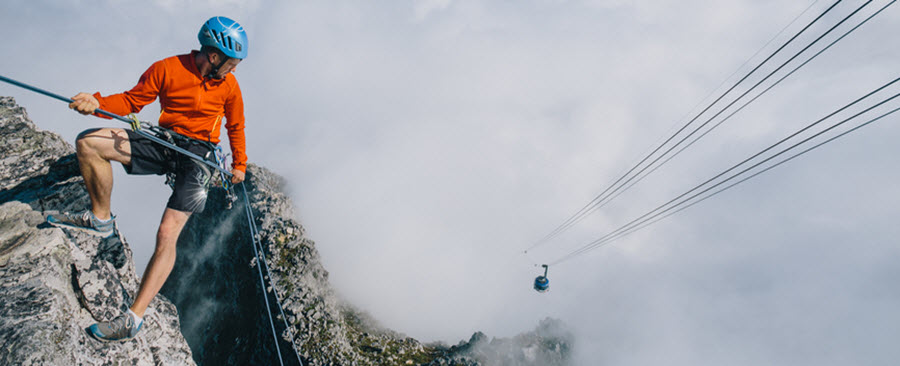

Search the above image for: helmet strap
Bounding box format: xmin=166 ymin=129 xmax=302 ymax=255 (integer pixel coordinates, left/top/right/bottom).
xmin=206 ymin=52 xmax=229 ymax=79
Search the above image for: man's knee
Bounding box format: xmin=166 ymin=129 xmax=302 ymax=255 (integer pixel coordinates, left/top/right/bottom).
xmin=75 ymin=128 xmax=131 ymax=163
xmin=157 ymin=221 xmax=182 ymax=243
xmin=76 ymin=128 xmax=104 ymax=141
xmin=75 ymin=128 xmax=103 ymax=155
xmin=156 ymin=210 xmax=191 ymax=244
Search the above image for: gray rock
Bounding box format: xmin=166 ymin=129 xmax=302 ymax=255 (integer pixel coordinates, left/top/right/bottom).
xmin=0 ymin=200 xmax=195 ymax=366
xmin=0 ymin=97 xmax=195 ymax=366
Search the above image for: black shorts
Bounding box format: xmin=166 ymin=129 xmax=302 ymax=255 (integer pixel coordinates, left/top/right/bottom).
xmin=124 ymin=129 xmax=214 ymax=213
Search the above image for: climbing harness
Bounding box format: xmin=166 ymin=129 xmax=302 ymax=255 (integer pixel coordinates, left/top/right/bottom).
xmin=126 ymin=113 xmax=142 ymax=132
xmin=213 ymin=146 xmax=239 ymax=209
xmin=0 ymin=74 xmax=303 ymax=365
xmin=141 ymin=123 xmax=238 ymax=207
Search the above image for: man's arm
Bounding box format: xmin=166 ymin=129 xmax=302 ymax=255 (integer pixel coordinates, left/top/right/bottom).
xmin=88 ymin=60 xmax=166 ymax=119
xmin=224 ymin=81 xmax=247 ymax=184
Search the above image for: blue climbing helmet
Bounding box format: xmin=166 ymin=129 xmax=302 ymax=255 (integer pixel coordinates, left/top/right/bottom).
xmin=198 ymin=16 xmax=248 ymax=59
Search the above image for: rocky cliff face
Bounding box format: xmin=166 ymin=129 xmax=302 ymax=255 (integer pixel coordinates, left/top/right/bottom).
xmin=0 ymin=96 xmax=573 ymax=366
xmin=0 ymin=96 xmax=195 ymax=365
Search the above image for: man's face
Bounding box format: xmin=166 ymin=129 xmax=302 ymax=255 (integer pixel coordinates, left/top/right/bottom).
xmin=209 ymin=53 xmax=242 ymax=79
xmin=216 ymin=58 xmax=242 ymax=78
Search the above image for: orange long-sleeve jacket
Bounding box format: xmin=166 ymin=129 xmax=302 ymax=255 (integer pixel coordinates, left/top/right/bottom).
xmin=93 ymin=51 xmax=247 ymax=172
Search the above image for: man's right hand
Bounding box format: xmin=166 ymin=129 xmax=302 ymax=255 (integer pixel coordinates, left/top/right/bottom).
xmin=69 ymin=93 xmax=100 ymax=115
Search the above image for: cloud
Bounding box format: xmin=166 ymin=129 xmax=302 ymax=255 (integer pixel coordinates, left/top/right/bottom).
xmin=150 ymin=0 xmax=263 ymax=14
xmin=413 ymin=0 xmax=453 ymax=22
xmin=2 ymin=1 xmax=899 ymax=364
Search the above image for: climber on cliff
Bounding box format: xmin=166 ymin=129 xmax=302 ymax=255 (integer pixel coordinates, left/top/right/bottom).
xmin=46 ymin=16 xmax=249 ymax=342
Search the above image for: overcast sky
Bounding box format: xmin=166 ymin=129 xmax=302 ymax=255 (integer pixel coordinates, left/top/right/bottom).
xmin=2 ymin=1 xmax=899 ymax=365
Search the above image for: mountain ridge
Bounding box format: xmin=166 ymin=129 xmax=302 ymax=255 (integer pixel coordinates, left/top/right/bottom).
xmin=0 ymin=96 xmax=573 ymax=366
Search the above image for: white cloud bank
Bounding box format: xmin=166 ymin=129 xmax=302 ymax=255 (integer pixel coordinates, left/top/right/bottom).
xmin=2 ymin=1 xmax=899 ymax=365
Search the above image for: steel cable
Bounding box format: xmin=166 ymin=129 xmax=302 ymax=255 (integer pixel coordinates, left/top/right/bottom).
xmin=550 ymin=81 xmax=900 ymax=265
xmin=528 ymin=0 xmax=856 ymax=251
xmin=607 ymin=0 xmax=897 ymax=211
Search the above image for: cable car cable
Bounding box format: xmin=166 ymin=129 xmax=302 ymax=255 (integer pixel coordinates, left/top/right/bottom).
xmin=642 ymin=104 xmax=900 ymax=238
xmin=609 ymin=0 xmax=897 ymax=208
xmin=553 ymin=100 xmax=899 ymax=265
xmin=527 ymin=0 xmax=845 ymax=250
xmin=611 ymin=0 xmax=825 ymax=196
xmin=553 ymin=88 xmax=900 ymax=265
xmin=527 ymin=0 xmax=849 ymax=250
xmin=543 ymin=0 xmax=877 ymax=251
xmin=549 ymin=85 xmax=900 ymax=265
xmin=608 ymin=103 xmax=900 ymax=255
xmin=568 ymin=101 xmax=900 ymax=263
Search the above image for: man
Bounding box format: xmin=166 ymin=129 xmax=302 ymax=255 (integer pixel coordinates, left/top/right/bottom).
xmin=47 ymin=16 xmax=249 ymax=342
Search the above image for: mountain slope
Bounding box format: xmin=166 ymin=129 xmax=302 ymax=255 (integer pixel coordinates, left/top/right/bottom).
xmin=0 ymin=96 xmax=573 ymax=366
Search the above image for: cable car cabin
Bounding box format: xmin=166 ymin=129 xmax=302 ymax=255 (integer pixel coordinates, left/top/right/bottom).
xmin=534 ymin=275 xmax=549 ymax=293
xmin=534 ymin=264 xmax=550 ymax=293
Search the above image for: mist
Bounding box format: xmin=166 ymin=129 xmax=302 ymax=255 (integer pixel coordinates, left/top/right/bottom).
xmin=2 ymin=1 xmax=899 ymax=365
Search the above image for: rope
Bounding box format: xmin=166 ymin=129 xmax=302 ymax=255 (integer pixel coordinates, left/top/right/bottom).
xmin=240 ymin=182 xmax=305 ymax=366
xmin=240 ymin=180 xmax=286 ymax=366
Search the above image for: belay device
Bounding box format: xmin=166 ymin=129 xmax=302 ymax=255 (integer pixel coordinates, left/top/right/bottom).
xmin=212 ymin=145 xmax=238 ymax=209
xmin=534 ymin=264 xmax=550 ymax=293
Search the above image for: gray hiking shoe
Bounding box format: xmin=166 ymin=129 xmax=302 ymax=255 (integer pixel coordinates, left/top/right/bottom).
xmin=47 ymin=210 xmax=116 ymax=238
xmin=88 ymin=312 xmax=143 ymax=342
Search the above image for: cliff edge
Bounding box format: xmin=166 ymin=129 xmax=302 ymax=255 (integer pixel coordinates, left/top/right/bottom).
xmin=0 ymin=96 xmax=572 ymax=366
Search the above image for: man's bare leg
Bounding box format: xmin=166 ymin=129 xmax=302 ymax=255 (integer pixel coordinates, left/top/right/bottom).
xmin=87 ymin=208 xmax=190 ymax=341
xmin=130 ymin=208 xmax=191 ymax=317
xmin=75 ymin=128 xmax=132 ymax=220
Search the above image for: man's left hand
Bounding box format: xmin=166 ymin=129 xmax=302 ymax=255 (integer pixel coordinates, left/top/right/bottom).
xmin=231 ymin=169 xmax=245 ymax=184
